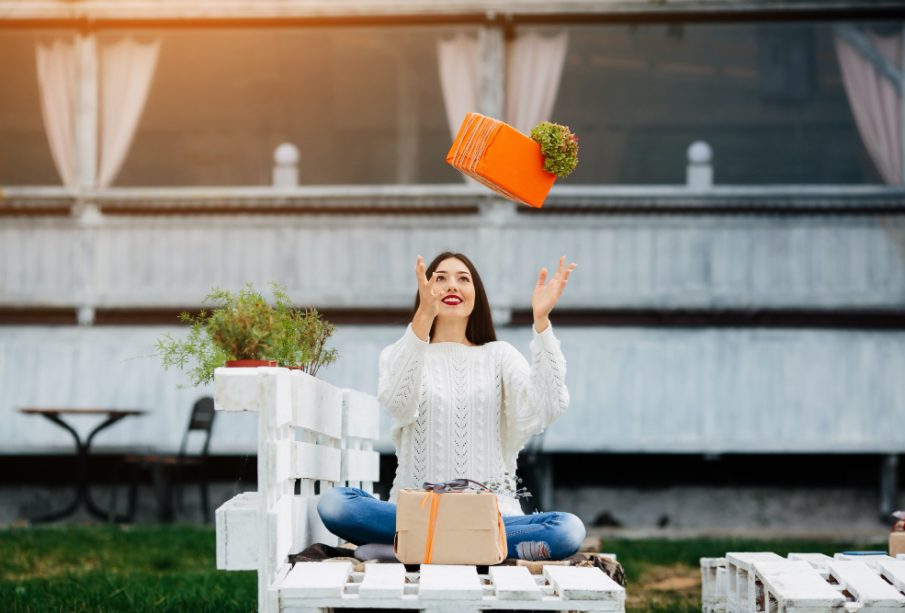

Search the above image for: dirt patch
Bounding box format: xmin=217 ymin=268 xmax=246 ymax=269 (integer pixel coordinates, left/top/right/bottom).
xmin=626 ymin=563 xmax=701 ymax=610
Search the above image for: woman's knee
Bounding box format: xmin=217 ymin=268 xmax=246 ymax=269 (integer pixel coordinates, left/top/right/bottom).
xmin=512 ymin=512 xmax=586 ymax=561
xmin=316 ymin=487 xmax=363 ymax=527
xmin=553 ymin=512 xmax=586 ymax=558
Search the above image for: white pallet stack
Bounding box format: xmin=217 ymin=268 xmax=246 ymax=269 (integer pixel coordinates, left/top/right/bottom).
xmin=213 ymin=367 xmax=626 ymax=613
xmin=700 ymin=552 xmax=905 ymax=613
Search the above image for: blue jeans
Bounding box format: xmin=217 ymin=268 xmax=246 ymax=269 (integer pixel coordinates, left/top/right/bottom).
xmin=317 ymin=487 xmax=586 ymax=561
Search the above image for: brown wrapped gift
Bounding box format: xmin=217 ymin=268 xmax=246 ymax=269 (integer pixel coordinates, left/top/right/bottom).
xmin=394 ymin=488 xmax=507 ymax=565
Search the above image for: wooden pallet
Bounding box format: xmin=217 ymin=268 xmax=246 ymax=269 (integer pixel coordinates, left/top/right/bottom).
xmin=701 ymin=552 xmax=905 ymax=612
xmin=214 ymin=367 xmax=625 ymax=613
xmin=275 ymin=561 xmax=625 ymax=612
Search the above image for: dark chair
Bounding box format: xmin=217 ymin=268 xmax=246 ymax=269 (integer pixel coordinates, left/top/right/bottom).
xmin=113 ymin=397 xmax=216 ymax=523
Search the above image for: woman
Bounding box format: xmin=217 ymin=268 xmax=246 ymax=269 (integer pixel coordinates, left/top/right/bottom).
xmin=318 ymin=251 xmax=583 ymax=561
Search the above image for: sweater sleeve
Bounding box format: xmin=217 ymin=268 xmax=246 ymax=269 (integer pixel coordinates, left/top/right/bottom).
xmin=499 ymin=323 xmax=570 ymax=467
xmin=377 ymin=323 xmax=429 ymax=430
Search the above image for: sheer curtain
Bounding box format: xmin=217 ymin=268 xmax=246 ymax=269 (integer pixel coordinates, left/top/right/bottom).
xmin=98 ymin=37 xmax=161 ymax=187
xmin=36 ymin=39 xmax=79 ymax=187
xmin=36 ymin=36 xmax=160 ymax=188
xmin=437 ymin=32 xmax=481 ymax=142
xmin=835 ymin=26 xmax=904 ymax=184
xmin=505 ymin=30 xmax=569 ymax=135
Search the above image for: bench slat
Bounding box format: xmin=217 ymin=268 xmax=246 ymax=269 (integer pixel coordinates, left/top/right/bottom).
xmin=282 ymin=561 xmax=353 ymax=598
xmin=543 ymin=566 xmax=625 ymax=601
xmin=489 ymin=566 xmax=543 ymax=600
xmin=828 ymin=560 xmax=905 ymax=606
xmin=878 ymin=558 xmax=905 ymax=594
xmin=341 ymin=448 xmax=380 ymax=483
xmin=291 ymin=372 xmax=343 ymax=438
xmin=418 ymin=565 xmax=483 ymax=600
xmin=294 ymin=441 xmax=341 ymax=482
xmin=359 ymin=563 xmax=407 ymax=599
xmin=754 ymin=561 xmax=845 ymax=608
xmin=343 ymin=389 xmax=380 ymax=440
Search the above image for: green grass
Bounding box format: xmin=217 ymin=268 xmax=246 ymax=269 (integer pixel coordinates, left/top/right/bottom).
xmin=0 ymin=526 xmax=887 ymax=612
xmin=0 ymin=525 xmax=255 ymax=613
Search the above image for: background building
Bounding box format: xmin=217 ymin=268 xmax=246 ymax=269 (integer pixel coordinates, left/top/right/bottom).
xmin=2 ymin=0 xmax=905 ymax=530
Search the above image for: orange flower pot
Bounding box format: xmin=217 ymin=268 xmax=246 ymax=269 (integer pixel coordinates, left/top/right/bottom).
xmin=446 ymin=113 xmax=556 ymax=208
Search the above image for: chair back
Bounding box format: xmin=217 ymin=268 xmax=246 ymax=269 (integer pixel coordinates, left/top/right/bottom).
xmin=178 ymin=396 xmax=216 ymax=457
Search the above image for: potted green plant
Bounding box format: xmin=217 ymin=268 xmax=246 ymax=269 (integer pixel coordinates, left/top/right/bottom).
xmin=156 ymin=283 xmax=338 ymax=386
xmin=271 ymin=301 xmax=338 ymax=377
xmin=530 ymin=121 xmax=580 ymax=178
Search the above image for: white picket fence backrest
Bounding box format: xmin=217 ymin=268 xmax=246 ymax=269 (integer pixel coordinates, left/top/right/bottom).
xmin=213 ymin=367 xmax=380 ymax=612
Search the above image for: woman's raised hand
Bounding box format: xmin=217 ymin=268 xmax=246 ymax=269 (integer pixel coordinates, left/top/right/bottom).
xmin=531 ymin=256 xmax=577 ymax=327
xmin=415 ymin=255 xmax=443 ymax=319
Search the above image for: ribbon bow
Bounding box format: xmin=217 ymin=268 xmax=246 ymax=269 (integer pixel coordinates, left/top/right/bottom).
xmin=421 ymin=478 xmax=490 ymax=493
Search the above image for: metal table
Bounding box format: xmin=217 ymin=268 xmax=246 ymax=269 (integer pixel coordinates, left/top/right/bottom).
xmin=19 ymin=407 xmax=146 ymax=522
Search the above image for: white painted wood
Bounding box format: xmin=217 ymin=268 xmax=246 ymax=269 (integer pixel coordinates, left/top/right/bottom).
xmin=214 ymin=367 xmax=263 ymax=413
xmin=281 ymin=561 xmax=353 ymax=598
xmin=342 ymin=389 xmax=380 ymax=440
xmin=267 ymin=495 xmax=294 ymax=572
xmin=306 ymin=495 xmax=338 ymax=547
xmin=295 ymin=441 xmax=342 ymax=482
xmin=827 ymin=560 xmax=905 ymax=608
xmin=292 ymin=371 xmax=343 ymax=439
xmin=700 ymin=557 xmax=726 ymax=606
xmin=215 ymin=492 xmax=259 ymax=570
xmin=341 ymin=448 xmax=380 ymax=483
xmin=542 ymin=566 xmax=625 ymax=601
xmin=290 ymin=495 xmax=312 ymax=555
xmin=789 ymin=552 xmax=835 ymax=577
xmin=877 ymin=558 xmax=905 ymax=594
xmin=418 ymin=565 xmax=484 ymax=600
xmin=489 ymin=566 xmax=543 ymax=600
xmin=268 ymin=440 xmax=292 ymax=484
xmin=280 ymin=595 xmax=624 ymax=611
xmin=260 ymin=369 xmax=292 ymax=427
xmin=726 ymin=552 xmax=784 ymax=613
xmin=358 ymin=563 xmax=407 ymax=599
xmin=753 ymin=561 xmax=846 ymax=611
xmin=316 ymin=378 xmax=344 ymax=437
xmin=835 ymin=553 xmax=898 ymax=573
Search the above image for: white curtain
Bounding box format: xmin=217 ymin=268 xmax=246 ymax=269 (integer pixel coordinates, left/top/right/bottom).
xmin=98 ymin=37 xmax=161 ymax=187
xmin=505 ymin=30 xmax=569 ymax=135
xmin=835 ymin=28 xmax=903 ymax=184
xmin=36 ymin=39 xmax=79 ymax=187
xmin=437 ymin=32 xmax=481 ymax=142
xmin=35 ymin=36 xmax=160 ymax=188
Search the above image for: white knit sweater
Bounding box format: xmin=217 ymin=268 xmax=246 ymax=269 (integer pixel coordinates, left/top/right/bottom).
xmin=377 ymin=322 xmax=570 ymax=516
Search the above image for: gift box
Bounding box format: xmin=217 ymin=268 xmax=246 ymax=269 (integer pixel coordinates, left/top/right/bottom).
xmin=394 ymin=487 xmax=507 ymax=565
xmin=890 ymin=532 xmax=905 ymax=557
xmin=446 ymin=113 xmax=556 ymax=209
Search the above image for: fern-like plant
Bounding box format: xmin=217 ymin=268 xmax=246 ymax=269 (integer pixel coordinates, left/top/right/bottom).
xmin=530 ymin=121 xmax=579 ymax=178
xmin=156 ymin=283 xmax=338 ymax=386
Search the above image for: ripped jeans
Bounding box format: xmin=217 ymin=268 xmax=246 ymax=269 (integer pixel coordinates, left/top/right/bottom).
xmin=317 ymin=487 xmax=586 ymax=561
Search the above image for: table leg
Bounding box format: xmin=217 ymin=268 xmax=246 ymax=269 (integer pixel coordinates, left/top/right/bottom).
xmin=84 ymin=415 xmax=129 ymax=521
xmin=29 ymin=414 xmax=85 ymax=523
xmin=29 ymin=413 xmax=132 ymax=523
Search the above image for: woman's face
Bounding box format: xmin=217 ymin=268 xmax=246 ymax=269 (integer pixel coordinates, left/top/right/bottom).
xmin=433 ymin=257 xmax=476 ymax=321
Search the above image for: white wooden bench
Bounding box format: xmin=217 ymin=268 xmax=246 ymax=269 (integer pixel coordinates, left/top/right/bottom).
xmin=213 ymin=367 xmax=626 ymax=613
xmin=701 ymin=551 xmax=905 ymax=612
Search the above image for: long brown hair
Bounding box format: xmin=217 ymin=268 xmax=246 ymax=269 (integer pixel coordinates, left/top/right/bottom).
xmin=411 ymin=252 xmax=497 ymax=345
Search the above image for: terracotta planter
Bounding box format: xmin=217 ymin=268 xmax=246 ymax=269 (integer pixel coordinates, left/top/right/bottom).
xmin=225 ymin=360 xmax=278 ymax=368
xmin=446 ymin=112 xmax=556 ymax=208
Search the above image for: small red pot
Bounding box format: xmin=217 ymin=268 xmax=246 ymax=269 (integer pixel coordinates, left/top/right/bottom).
xmin=225 ymin=360 xmax=279 ymax=368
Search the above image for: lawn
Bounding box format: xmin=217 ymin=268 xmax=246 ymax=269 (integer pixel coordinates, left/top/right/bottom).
xmin=0 ymin=526 xmax=885 ymax=612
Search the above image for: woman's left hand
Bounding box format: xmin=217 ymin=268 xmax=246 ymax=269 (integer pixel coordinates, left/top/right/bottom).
xmin=531 ymin=256 xmax=577 ymax=330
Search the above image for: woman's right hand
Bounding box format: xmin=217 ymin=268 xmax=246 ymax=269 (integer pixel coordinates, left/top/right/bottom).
xmin=415 ymin=255 xmax=442 ymax=319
